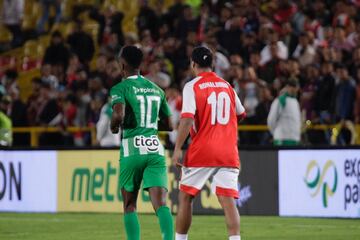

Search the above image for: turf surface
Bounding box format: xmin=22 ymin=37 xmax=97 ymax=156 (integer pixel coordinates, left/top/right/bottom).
xmin=0 ymin=213 xmax=359 ymax=240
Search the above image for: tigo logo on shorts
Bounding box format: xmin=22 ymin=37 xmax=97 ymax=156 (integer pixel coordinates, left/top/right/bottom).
xmin=134 ymin=135 xmax=160 ymax=152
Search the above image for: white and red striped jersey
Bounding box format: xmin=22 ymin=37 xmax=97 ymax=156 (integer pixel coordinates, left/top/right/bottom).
xmin=181 ymin=72 xmax=246 ymax=168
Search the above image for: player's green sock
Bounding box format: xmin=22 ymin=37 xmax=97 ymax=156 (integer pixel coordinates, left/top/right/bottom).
xmin=156 ymin=206 xmax=174 ymax=240
xmin=124 ymin=212 xmax=140 ymax=240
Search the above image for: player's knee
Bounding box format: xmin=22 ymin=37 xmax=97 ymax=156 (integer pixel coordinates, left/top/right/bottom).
xmin=123 ymin=202 xmax=137 ymax=213
xmin=152 ymin=201 xmax=166 ymax=212
xmin=179 ymin=192 xmax=193 ymax=204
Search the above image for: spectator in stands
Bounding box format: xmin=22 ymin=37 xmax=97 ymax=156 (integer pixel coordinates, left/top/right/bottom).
xmin=8 ymin=82 xmax=27 ymax=145
xmin=66 ymin=53 xmax=83 ymax=88
xmin=267 ymin=78 xmax=301 ymax=146
xmin=300 ymin=64 xmax=319 ymax=121
xmin=260 ymin=31 xmax=289 ymax=66
xmin=41 ymin=64 xmax=59 ymax=90
xmin=43 ymin=31 xmax=70 ymax=75
xmin=67 ymin=21 xmax=95 ymax=66
xmin=26 ymin=77 xmax=42 ymax=126
xmin=1 ymin=69 xmax=18 ymax=94
xmin=292 ymin=32 xmax=316 ymax=67
xmin=350 ymin=47 xmax=360 ymax=77
xmin=96 ymin=101 xmax=120 ymax=147
xmin=37 ymin=82 xmax=59 ymax=126
xmin=58 ymin=93 xmax=78 ymax=145
xmin=175 ymin=4 xmax=199 ymax=41
xmin=146 ymin=59 xmax=171 ymax=89
xmin=242 ymin=66 xmax=261 ymax=123
xmin=2 ymin=0 xmax=360 ymax=147
xmin=166 ymin=0 xmax=186 ymax=32
xmin=37 ymin=0 xmax=62 ymax=33
xmin=0 ymin=95 xmax=12 ymax=146
xmin=0 ymin=0 xmax=24 ymax=47
xmin=36 ymin=82 xmax=62 ymax=145
xmin=89 ymin=76 xmax=107 ymax=101
xmin=335 ymin=64 xmax=356 ymax=121
xmin=354 ymin=67 xmax=360 ymax=123
xmin=90 ymin=54 xmax=109 ymax=89
xmin=89 ymin=5 xmax=124 ymax=46
xmin=332 ymin=26 xmax=354 ymax=52
xmin=314 ymin=61 xmax=336 ymax=123
xmin=137 ymin=0 xmax=160 ymax=40
xmin=255 ymin=86 xmax=273 ymax=144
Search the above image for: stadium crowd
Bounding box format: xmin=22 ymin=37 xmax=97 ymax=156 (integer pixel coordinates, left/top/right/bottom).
xmin=1 ymin=0 xmax=360 ymax=146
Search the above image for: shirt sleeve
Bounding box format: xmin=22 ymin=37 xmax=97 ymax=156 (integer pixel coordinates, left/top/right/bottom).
xmin=181 ymin=82 xmax=196 ymax=119
xmin=110 ymin=85 xmax=125 ymax=106
xmin=159 ymin=94 xmax=172 ymax=118
xmin=234 ymin=89 xmax=246 ymax=117
xmin=267 ymin=99 xmax=280 ymax=134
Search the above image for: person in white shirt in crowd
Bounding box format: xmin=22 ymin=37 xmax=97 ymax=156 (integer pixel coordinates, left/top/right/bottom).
xmin=41 ymin=64 xmax=59 ymax=90
xmin=267 ymin=77 xmax=301 ymax=146
xmin=292 ymin=32 xmax=316 ymax=67
xmin=260 ymin=31 xmax=288 ymax=66
xmin=146 ymin=59 xmax=171 ymax=89
xmin=96 ymin=101 xmax=120 ymax=147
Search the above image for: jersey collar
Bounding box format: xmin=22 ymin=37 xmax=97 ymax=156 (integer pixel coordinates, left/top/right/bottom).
xmin=198 ymin=71 xmax=216 ymax=78
xmin=127 ymin=75 xmax=139 ymax=79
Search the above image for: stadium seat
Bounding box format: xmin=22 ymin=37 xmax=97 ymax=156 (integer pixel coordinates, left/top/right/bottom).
xmin=0 ymin=25 xmax=13 ymax=43
xmin=22 ymin=40 xmax=42 ymax=71
xmin=83 ymin=21 xmax=99 ymax=42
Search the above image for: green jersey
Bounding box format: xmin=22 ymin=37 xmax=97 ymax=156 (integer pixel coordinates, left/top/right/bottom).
xmin=110 ymin=75 xmax=172 ymax=157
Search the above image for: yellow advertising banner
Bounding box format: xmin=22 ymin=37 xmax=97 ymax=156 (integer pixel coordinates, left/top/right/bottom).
xmin=57 ymin=150 xmax=174 ymax=213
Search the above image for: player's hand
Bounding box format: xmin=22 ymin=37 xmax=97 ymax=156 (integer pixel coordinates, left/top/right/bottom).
xmin=172 ymin=149 xmax=183 ymax=168
xmin=111 ymin=126 xmax=119 ymax=134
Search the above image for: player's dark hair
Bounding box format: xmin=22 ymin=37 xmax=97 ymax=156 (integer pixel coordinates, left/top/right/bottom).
xmin=191 ymin=46 xmax=213 ymax=68
xmin=118 ymin=45 xmax=143 ymax=69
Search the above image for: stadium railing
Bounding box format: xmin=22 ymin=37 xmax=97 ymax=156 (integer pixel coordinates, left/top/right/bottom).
xmin=12 ymin=123 xmax=360 ymax=147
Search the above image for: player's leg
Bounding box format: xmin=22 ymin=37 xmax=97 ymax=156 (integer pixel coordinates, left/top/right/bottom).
xmin=122 ymin=189 xmax=141 ymax=240
xmin=217 ymin=195 xmax=240 ymax=239
xmin=175 ymin=190 xmax=194 ymax=240
xmin=120 ymin=155 xmax=145 ymax=240
xmin=143 ymin=155 xmax=173 ymax=240
xmin=176 ymin=167 xmax=215 ymax=240
xmin=212 ymin=168 xmax=241 ymax=240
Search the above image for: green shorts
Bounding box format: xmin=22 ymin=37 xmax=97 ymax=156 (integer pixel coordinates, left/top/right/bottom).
xmin=119 ymin=154 xmax=168 ymax=193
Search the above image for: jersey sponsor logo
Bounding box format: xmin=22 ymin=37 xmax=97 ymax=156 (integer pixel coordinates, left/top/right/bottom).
xmin=111 ymin=94 xmax=121 ymax=101
xmin=198 ymin=82 xmax=229 ymax=90
xmin=134 ymin=135 xmax=160 ymax=152
xmin=132 ymin=86 xmax=160 ymax=95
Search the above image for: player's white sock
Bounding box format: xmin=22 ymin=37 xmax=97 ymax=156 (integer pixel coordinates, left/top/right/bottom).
xmin=229 ymin=235 xmax=241 ymax=240
xmin=175 ymin=233 xmax=188 ymax=240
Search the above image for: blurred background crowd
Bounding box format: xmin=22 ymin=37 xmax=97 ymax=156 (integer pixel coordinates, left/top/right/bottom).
xmin=1 ymin=0 xmax=360 ymax=147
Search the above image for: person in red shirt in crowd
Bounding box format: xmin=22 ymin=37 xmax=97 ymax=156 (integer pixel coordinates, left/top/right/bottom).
xmin=172 ymin=46 xmax=246 ymax=240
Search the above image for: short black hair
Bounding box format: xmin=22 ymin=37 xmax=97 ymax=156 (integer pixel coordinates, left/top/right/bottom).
xmin=191 ymin=46 xmax=213 ymax=68
xmin=286 ymin=77 xmax=299 ymax=88
xmin=118 ymin=45 xmax=143 ymax=69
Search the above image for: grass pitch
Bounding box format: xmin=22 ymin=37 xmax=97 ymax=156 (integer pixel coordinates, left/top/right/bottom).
xmin=0 ymin=213 xmax=359 ymax=240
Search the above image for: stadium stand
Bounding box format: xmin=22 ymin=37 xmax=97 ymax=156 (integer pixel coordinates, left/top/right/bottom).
xmin=1 ymin=0 xmax=360 ymax=147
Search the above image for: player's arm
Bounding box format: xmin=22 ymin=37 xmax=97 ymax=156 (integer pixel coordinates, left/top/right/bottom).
xmin=234 ymin=89 xmax=246 ymax=123
xmin=158 ymin=94 xmax=174 ymax=131
xmin=172 ymin=82 xmax=196 ymax=166
xmin=111 ymin=103 xmax=125 ymax=133
xmin=110 ymin=85 xmax=125 ymax=134
xmin=175 ymin=119 xmax=193 ymax=148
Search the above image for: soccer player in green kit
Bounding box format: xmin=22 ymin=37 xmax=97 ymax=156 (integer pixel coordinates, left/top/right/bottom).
xmin=110 ymin=46 xmax=174 ymax=240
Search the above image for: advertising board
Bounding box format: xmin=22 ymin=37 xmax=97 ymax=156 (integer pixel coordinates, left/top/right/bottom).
xmin=0 ymin=151 xmax=57 ymax=212
xmin=279 ymin=150 xmax=360 ymax=218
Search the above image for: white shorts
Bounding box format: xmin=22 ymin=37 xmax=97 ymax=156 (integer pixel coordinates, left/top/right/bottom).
xmin=179 ymin=167 xmax=240 ymax=199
